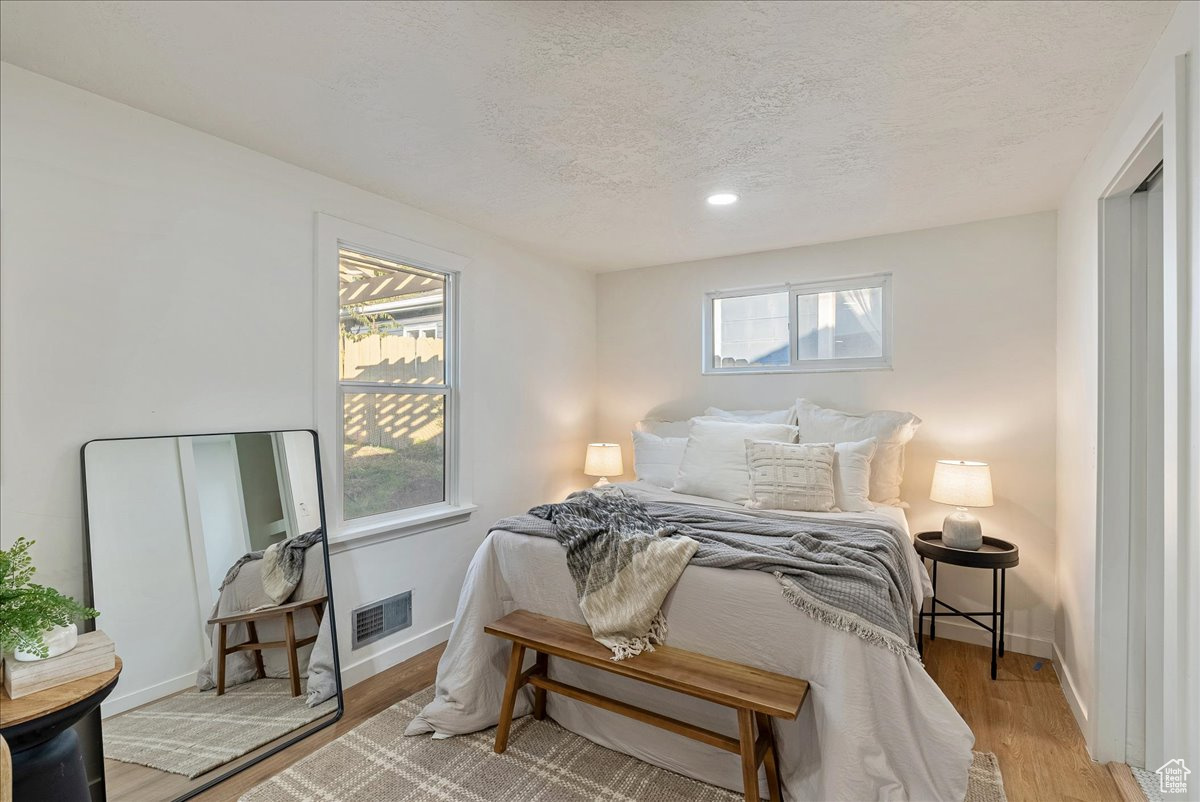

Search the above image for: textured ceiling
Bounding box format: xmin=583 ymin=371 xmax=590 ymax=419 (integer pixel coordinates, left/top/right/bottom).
xmin=0 ymin=1 xmax=1177 ymax=270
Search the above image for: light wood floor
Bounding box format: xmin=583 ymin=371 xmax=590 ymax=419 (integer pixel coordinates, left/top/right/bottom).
xmin=922 ymin=637 xmax=1125 ymax=802
xmin=142 ymin=638 xmax=1123 ymax=802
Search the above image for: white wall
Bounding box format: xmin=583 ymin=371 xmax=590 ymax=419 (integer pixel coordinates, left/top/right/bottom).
xmin=1055 ymin=0 xmax=1198 ymax=765
xmin=0 ymin=64 xmax=596 ymax=685
xmin=597 ymin=212 xmax=1058 ymax=656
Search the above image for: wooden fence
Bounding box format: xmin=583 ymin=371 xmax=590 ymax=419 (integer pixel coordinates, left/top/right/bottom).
xmin=341 ymin=334 xmax=443 ymax=384
xmin=342 ymin=335 xmax=444 ymax=451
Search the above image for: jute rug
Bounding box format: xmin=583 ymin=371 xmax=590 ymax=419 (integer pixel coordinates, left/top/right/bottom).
xmin=242 ymin=686 xmax=1007 ymax=801
xmin=104 ymin=678 xmax=337 ymax=778
xmin=1132 ymin=765 xmax=1169 ymax=801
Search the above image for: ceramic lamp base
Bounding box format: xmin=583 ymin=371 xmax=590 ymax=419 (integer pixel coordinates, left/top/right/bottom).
xmin=592 ymin=477 xmax=611 ymax=488
xmin=942 ymin=509 xmax=982 ymax=550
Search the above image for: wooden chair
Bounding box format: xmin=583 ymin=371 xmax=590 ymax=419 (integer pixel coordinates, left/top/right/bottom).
xmin=486 ymin=609 xmax=810 ymax=802
xmin=209 ymin=595 xmax=327 ymax=697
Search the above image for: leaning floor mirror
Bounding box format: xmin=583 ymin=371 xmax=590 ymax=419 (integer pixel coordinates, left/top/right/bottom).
xmin=82 ymin=430 xmax=342 ymax=801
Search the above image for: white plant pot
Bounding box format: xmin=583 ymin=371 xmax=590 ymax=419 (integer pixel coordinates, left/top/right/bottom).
xmin=13 ymin=623 xmax=78 ymax=662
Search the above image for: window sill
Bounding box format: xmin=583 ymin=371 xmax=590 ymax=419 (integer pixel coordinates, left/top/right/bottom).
xmin=328 ymin=503 xmax=478 ymax=554
xmin=702 ymin=364 xmax=893 ymax=375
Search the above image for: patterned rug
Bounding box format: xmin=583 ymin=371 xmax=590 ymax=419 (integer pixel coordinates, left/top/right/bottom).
xmin=104 ymin=678 xmax=337 ymax=778
xmin=241 ymin=686 xmax=1007 ymax=801
xmin=1132 ymin=765 xmax=1164 ymax=801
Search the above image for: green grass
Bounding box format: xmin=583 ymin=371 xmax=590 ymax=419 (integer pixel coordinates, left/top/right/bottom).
xmin=343 ymin=440 xmax=444 ymax=520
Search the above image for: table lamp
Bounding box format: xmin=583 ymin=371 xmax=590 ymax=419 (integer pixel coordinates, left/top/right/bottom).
xmin=930 ymin=459 xmax=993 ymax=549
xmin=584 ymin=443 xmax=623 ymax=487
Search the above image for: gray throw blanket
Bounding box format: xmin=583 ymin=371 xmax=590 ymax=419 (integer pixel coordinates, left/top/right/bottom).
xmin=522 ymin=489 xmax=698 ymax=660
xmin=219 ymin=528 xmax=324 ymax=605
xmin=493 ymin=491 xmax=919 ymax=659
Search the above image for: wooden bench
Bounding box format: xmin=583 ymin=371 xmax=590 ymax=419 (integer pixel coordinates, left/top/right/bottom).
xmin=485 ymin=610 xmax=809 ymax=802
xmin=208 ymin=595 xmax=327 ymax=697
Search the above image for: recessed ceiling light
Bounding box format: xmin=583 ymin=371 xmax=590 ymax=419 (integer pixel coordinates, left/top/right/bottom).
xmin=706 ymin=193 xmax=738 ymax=206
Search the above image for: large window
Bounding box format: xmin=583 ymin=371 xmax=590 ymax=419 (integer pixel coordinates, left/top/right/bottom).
xmin=317 ymin=215 xmax=472 ymax=544
xmin=704 ymin=274 xmax=891 ymax=373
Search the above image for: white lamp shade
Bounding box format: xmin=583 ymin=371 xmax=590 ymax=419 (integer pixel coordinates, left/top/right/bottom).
xmin=930 ymin=460 xmax=994 ymax=507
xmin=584 ymin=443 xmax=624 ymax=478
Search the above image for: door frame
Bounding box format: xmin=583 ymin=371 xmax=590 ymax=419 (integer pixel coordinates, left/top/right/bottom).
xmin=1095 ymin=123 xmax=1163 ymax=766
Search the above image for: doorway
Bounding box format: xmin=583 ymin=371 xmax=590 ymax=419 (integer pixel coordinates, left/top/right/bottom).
xmin=1095 ymin=128 xmax=1165 ymax=769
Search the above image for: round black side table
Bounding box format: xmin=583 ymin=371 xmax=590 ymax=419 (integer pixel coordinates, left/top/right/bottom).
xmin=1 ymin=657 xmax=121 ymax=802
xmin=914 ymin=533 xmax=1018 ymax=679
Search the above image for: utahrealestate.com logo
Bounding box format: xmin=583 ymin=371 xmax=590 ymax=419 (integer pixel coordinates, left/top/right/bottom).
xmin=1156 ymin=759 xmax=1191 ymax=795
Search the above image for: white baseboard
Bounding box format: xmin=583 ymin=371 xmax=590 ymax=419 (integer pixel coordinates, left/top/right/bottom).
xmin=1053 ymin=640 xmax=1091 ymax=750
xmin=340 ymin=620 xmax=452 ymax=688
xmin=102 ymin=671 xmax=195 ymax=718
xmin=921 ymin=618 xmax=1054 ymax=659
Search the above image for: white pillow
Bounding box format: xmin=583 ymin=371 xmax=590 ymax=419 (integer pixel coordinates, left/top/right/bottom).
xmin=673 ymin=419 xmax=798 ymax=504
xmin=635 ymin=419 xmax=691 ymax=438
xmin=631 ymin=431 xmax=688 ymax=488
xmin=703 ymin=406 xmax=794 ymax=424
xmin=793 ymin=399 xmax=921 ymax=506
xmin=831 ymin=438 xmax=877 ymax=512
xmin=745 ymin=440 xmax=836 ymax=512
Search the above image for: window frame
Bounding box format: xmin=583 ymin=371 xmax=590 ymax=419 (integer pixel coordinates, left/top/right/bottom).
xmin=701 ymin=272 xmax=893 ymax=375
xmin=316 ymin=214 xmax=475 ymax=550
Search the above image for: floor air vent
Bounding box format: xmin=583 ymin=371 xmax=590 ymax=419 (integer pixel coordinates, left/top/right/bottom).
xmin=352 ymin=591 xmax=412 ymax=649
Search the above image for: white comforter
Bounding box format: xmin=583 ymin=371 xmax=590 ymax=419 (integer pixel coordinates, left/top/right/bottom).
xmin=407 ymin=482 xmax=973 ymax=801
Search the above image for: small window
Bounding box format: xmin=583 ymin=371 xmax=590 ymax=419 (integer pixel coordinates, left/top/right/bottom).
xmin=338 ymin=248 xmax=453 ymax=520
xmin=704 ymin=274 xmax=891 ymax=373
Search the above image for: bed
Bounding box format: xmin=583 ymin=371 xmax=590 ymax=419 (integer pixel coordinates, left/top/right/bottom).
xmin=407 ymin=481 xmax=974 ymax=801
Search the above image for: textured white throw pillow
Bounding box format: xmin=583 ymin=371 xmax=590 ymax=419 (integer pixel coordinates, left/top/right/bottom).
xmin=745 ymin=440 xmax=836 ymax=512
xmin=703 ymin=406 xmax=795 ymax=424
xmin=673 ymin=419 xmax=798 ymax=505
xmin=831 ymin=438 xmax=877 ymax=512
xmin=793 ymin=399 xmax=921 ymax=506
xmin=631 ymin=431 xmax=688 ymax=488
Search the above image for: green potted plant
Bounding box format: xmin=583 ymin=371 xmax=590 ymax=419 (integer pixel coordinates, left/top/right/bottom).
xmin=1 ymin=537 xmax=99 ymax=661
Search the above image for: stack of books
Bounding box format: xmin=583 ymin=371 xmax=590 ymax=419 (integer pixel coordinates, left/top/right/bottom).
xmin=3 ymin=630 xmax=116 ymax=699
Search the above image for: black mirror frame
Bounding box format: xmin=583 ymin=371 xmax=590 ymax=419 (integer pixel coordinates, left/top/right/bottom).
xmin=80 ymin=428 xmax=344 ymax=802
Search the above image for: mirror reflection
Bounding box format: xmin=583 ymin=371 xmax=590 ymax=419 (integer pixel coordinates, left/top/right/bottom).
xmin=82 ymin=431 xmax=340 ymax=801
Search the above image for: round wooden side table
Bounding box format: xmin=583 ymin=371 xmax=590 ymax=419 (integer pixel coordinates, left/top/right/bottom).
xmin=0 ymin=657 xmax=121 ymax=802
xmin=914 ymin=533 xmax=1018 ymax=679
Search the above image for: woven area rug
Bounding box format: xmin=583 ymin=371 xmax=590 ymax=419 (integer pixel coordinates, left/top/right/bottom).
xmin=104 ymin=678 xmax=337 ymax=778
xmin=1132 ymin=765 xmax=1167 ymax=801
xmin=966 ymin=752 xmax=1008 ymax=802
xmin=241 ymin=686 xmax=1007 ymax=801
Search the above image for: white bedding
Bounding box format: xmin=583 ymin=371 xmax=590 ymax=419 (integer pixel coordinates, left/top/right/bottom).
xmin=407 ymin=483 xmax=971 ymax=800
